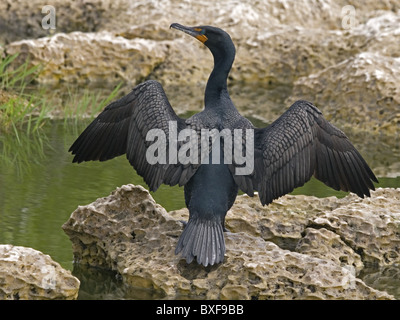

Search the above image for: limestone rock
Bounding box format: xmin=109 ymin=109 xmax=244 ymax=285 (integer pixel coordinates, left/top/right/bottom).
xmin=0 ymin=244 xmax=80 ymax=300
xmin=287 ymin=52 xmax=400 ymax=135
xmin=283 ymin=11 xmax=400 ymax=136
xmin=5 ymin=31 xmax=168 ymax=85
xmin=3 ymin=1 xmax=399 ymax=86
xmin=0 ymin=0 xmax=106 ymax=44
xmin=221 ymin=189 xmax=400 ymax=268
xmin=312 ymin=189 xmax=400 ymax=266
xmin=63 ymin=184 xmax=397 ymax=299
xmin=295 ymin=227 xmax=364 ymax=275
xmin=2 ymin=0 xmax=399 ymax=44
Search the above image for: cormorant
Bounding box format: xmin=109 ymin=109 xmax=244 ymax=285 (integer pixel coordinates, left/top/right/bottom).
xmin=69 ymin=23 xmax=378 ymax=267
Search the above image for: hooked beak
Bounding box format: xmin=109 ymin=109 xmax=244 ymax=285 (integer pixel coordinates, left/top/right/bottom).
xmin=170 ymin=23 xmax=208 ymax=43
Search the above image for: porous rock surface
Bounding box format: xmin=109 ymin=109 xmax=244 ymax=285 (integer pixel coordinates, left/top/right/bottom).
xmin=225 ymin=189 xmax=400 ymax=268
xmin=0 ymin=244 xmax=80 ymax=300
xmin=5 ymin=31 xmax=168 ymax=85
xmin=287 ymin=50 xmax=400 ymax=135
xmin=62 ymin=184 xmax=399 ymax=299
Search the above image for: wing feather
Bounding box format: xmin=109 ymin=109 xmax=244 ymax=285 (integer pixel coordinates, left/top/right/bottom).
xmin=251 ymin=100 xmax=377 ymax=205
xmin=69 ymin=80 xmax=199 ymax=191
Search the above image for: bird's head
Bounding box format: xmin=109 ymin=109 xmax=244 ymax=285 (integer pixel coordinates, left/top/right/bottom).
xmin=170 ymin=23 xmax=235 ymax=62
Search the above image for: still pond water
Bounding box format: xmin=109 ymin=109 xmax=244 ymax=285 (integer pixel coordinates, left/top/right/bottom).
xmin=0 ymin=104 xmax=399 ymax=299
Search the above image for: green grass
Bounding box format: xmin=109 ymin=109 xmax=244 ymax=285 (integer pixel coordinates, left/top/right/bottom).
xmin=0 ymin=53 xmax=42 ymax=90
xmin=0 ymin=53 xmax=46 ymax=135
xmin=63 ymin=83 xmax=122 ymax=126
xmin=0 ymin=53 xmax=122 ymax=136
xmin=0 ymin=53 xmax=123 ymax=178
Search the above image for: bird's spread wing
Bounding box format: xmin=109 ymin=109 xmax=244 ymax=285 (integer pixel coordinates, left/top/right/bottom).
xmin=69 ymin=80 xmax=199 ymax=191
xmin=240 ymin=100 xmax=378 ymax=205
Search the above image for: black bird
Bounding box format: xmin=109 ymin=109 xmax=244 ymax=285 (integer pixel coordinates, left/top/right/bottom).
xmin=69 ymin=23 xmax=378 ymax=267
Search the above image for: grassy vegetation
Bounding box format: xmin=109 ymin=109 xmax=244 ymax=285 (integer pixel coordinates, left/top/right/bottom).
xmin=0 ymin=53 xmax=122 ymax=136
xmin=0 ymin=53 xmax=122 ymax=175
xmin=0 ymin=53 xmax=42 ymax=89
xmin=0 ymin=54 xmax=46 ymax=136
xmin=63 ymin=83 xmax=122 ymax=126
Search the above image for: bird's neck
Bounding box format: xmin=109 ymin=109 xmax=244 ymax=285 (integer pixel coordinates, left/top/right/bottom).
xmin=204 ymin=51 xmax=234 ymax=108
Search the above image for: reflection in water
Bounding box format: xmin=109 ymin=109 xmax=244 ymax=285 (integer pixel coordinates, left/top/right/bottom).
xmin=0 ymin=120 xmax=186 ymax=270
xmin=0 ymin=97 xmax=399 ymax=299
xmin=360 ymin=264 xmax=400 ymax=299
xmin=73 ymin=264 xmax=165 ymax=300
xmin=73 ymin=262 xmax=400 ymax=300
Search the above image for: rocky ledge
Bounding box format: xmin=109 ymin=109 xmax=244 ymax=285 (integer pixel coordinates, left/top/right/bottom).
xmin=0 ymin=244 xmax=80 ymax=300
xmin=62 ymin=184 xmax=400 ymax=299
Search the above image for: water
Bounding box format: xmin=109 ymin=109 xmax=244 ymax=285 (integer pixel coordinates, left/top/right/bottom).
xmin=0 ymin=119 xmax=186 ymax=270
xmin=0 ymin=102 xmax=399 ymax=299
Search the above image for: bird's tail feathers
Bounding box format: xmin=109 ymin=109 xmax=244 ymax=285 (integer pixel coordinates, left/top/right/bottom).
xmin=175 ymin=218 xmax=225 ymax=267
